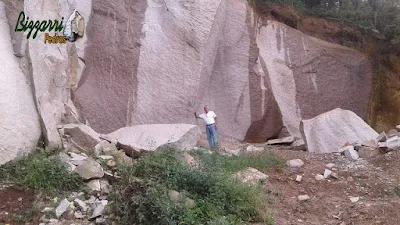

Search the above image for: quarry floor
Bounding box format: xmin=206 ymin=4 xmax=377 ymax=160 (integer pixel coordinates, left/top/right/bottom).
xmin=2 ymin=140 xmax=400 ymax=225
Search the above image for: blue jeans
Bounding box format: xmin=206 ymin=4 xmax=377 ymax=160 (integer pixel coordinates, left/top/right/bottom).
xmin=206 ymin=124 xmax=218 ymax=149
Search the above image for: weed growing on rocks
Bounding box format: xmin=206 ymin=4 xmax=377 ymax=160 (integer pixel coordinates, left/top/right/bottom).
xmin=0 ymin=148 xmax=82 ymax=192
xmin=111 ymin=148 xmax=282 ymax=225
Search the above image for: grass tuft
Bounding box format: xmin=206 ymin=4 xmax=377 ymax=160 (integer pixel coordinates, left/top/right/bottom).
xmin=110 ymin=148 xmax=282 ymax=225
xmin=0 ymin=148 xmax=82 ymax=192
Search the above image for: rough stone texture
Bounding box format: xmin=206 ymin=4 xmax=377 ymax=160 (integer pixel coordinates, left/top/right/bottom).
xmin=301 ymin=108 xmax=378 ymax=154
xmin=315 ymin=174 xmax=325 ymax=181
xmin=104 ymin=124 xmax=201 ymax=155
xmin=74 ymin=199 xmax=88 ymax=212
xmin=90 ymin=200 xmax=107 ymax=219
xmin=344 ymin=146 xmax=359 ymax=160
xmin=85 ymin=179 xmax=101 ymax=194
xmin=74 ymin=159 xmax=104 ymax=180
xmin=386 ymin=137 xmax=400 ymax=150
xmin=100 ymin=179 xmax=110 ymax=194
xmin=298 ymin=195 xmax=310 ymax=201
xmin=267 ymin=136 xmax=295 ymax=145
xmin=55 ymin=199 xmax=71 ymax=218
xmin=75 ymin=0 xmax=147 ymax=133
xmin=74 ymin=1 xmax=372 ymax=142
xmin=106 ymin=151 xmax=132 ymax=166
xmin=286 ymin=159 xmax=304 ymax=168
xmin=256 ymin=21 xmax=372 ymax=138
xmin=95 ymin=141 xmax=118 ymax=156
xmin=358 ymin=147 xmax=381 ymax=158
xmin=2 ymin=0 xmax=24 ymax=55
xmin=64 ymin=124 xmax=101 ymax=153
xmin=0 ymin=3 xmax=41 ymax=165
xmin=23 ymin=0 xmax=92 ymax=149
xmin=234 ymin=167 xmax=268 ymax=184
xmin=387 ymin=129 xmax=399 ymax=138
xmin=362 ymin=139 xmax=378 ymax=148
xmin=246 ymin=145 xmax=264 ymax=152
xmin=376 ymin=132 xmax=388 ymax=142
xmin=291 ymin=139 xmax=306 ymax=150
xmin=0 ymin=0 xmax=373 ymax=149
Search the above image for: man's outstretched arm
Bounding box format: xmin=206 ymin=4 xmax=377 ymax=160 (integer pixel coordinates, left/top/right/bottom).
xmin=194 ymin=112 xmax=201 ymax=119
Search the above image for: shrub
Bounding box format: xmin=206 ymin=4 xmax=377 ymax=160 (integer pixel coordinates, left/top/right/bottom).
xmin=0 ymin=148 xmax=82 ymax=192
xmin=110 ymin=148 xmax=281 ymax=225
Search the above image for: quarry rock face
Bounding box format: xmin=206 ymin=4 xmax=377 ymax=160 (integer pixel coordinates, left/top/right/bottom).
xmin=255 ymin=20 xmax=372 ymax=138
xmin=15 ymin=0 xmax=92 ymax=149
xmin=0 ymin=2 xmax=41 ymax=165
xmin=0 ymin=0 xmax=374 ymax=162
xmin=75 ymin=0 xmax=372 ymax=141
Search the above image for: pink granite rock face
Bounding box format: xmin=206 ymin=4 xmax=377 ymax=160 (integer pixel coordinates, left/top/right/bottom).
xmin=75 ymin=0 xmax=147 ymax=133
xmin=73 ymin=0 xmax=372 ymax=142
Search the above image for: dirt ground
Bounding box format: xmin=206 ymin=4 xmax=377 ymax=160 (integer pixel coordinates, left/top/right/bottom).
xmin=0 ymin=185 xmax=35 ymax=225
xmin=257 ymin=146 xmax=400 ymax=225
xmin=198 ymin=134 xmax=399 ymax=224
xmin=2 ymin=136 xmax=400 ymax=225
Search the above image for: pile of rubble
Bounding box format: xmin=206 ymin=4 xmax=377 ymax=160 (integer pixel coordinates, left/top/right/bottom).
xmin=39 ymin=141 xmax=129 ymax=224
xmin=35 ymin=123 xmax=201 ymax=225
xmin=337 ymin=125 xmax=400 ymax=160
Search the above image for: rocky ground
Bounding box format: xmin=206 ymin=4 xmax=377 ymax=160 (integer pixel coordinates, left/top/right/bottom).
xmin=264 ymin=147 xmax=400 ymax=225
xmin=2 ymin=131 xmax=400 ymax=225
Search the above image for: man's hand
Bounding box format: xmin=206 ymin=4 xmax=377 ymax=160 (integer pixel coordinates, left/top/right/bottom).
xmin=215 ymin=125 xmax=218 ymax=130
xmin=194 ymin=112 xmax=198 ymax=119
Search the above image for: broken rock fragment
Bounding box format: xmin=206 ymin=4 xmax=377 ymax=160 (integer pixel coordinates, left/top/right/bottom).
xmin=55 ymin=199 xmax=71 ymax=218
xmin=234 ymin=167 xmax=268 ymax=184
xmin=74 ymin=159 xmax=104 ymax=180
xmin=298 ymin=195 xmax=310 ymax=201
xmin=286 ymin=159 xmax=304 ymax=168
xmin=343 ymin=146 xmax=359 ymax=160
xmin=267 ymin=136 xmax=295 ymax=145
xmin=358 ymin=147 xmax=381 ymax=158
xmin=63 ymin=124 xmax=101 ymax=153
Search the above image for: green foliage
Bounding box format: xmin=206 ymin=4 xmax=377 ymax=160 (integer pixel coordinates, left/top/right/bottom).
xmin=0 ymin=148 xmax=82 ymax=192
xmin=254 ymin=0 xmax=306 ymax=11
xmin=254 ymin=0 xmax=400 ymax=42
xmin=10 ymin=210 xmax=37 ymax=223
xmin=110 ymin=148 xmax=281 ymax=225
xmin=193 ymin=149 xmax=285 ymax=173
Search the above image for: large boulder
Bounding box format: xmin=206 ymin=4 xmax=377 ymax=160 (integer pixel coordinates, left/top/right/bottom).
xmin=0 ymin=3 xmax=41 ymax=165
xmin=300 ymin=108 xmax=379 ymax=154
xmin=103 ymin=124 xmax=201 ymax=157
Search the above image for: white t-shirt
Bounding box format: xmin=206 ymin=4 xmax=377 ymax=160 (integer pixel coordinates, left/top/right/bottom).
xmin=199 ymin=111 xmax=217 ymax=125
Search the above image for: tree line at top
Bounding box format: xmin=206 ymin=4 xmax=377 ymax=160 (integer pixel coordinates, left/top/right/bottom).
xmin=257 ymin=0 xmax=400 ymax=43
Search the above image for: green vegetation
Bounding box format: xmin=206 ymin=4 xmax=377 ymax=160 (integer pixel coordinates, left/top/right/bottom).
xmin=110 ymin=148 xmax=283 ymax=225
xmin=254 ymin=0 xmax=400 ymax=43
xmin=10 ymin=210 xmax=37 ymax=224
xmin=193 ymin=150 xmax=285 ymax=173
xmin=0 ymin=148 xmax=82 ymax=192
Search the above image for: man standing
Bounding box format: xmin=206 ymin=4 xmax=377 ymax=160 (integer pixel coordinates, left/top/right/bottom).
xmin=194 ymin=105 xmax=219 ymax=150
